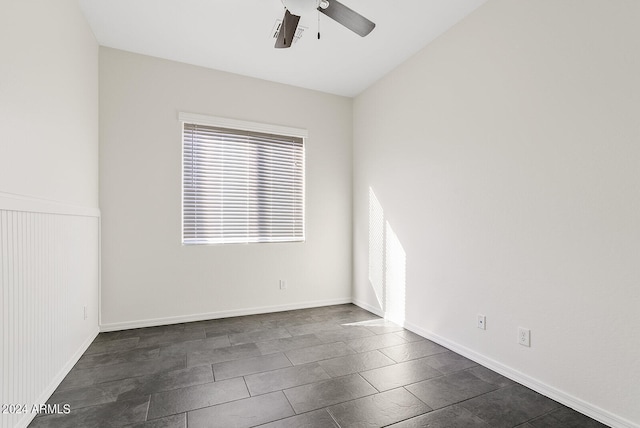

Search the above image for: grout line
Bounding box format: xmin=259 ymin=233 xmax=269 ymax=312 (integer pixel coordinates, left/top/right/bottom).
xmin=282 ymin=351 xmax=295 ymax=367
xmin=521 ymin=407 xmax=563 ymax=425
xmin=279 ymin=387 xmax=296 ymax=416
xmin=356 ymin=372 xmax=381 ymax=394
xmin=326 ymin=407 xmax=341 ymax=427
xmin=143 ymin=395 xmax=151 ymax=421
xmin=241 ymin=375 xmax=250 ymax=396
xmin=401 ymin=385 xmax=430 ymax=406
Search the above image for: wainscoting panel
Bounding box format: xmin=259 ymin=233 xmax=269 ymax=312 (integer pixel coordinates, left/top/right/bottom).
xmin=0 ymin=196 xmax=100 ymax=428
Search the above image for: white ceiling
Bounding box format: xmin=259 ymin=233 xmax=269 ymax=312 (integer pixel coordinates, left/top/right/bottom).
xmin=79 ymin=0 xmax=487 ymax=97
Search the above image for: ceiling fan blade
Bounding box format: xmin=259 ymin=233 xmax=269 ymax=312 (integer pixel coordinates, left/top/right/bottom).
xmin=275 ymin=10 xmax=301 ymax=48
xmin=318 ymin=0 xmax=375 ymax=37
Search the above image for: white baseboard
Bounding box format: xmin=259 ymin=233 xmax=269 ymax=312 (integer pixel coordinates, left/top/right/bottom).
xmin=351 ymin=298 xmax=384 ymax=317
xmin=100 ymin=297 xmax=353 ymax=332
xmin=16 ymin=328 xmax=100 ymax=428
xmin=402 ymin=320 xmax=638 ymax=428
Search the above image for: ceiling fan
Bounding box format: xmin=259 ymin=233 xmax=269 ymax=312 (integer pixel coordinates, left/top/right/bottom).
xmin=276 ymin=0 xmax=375 ymax=48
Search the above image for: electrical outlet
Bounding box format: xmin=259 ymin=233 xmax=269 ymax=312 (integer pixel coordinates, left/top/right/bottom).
xmin=83 ymin=306 xmax=88 ymax=320
xmin=279 ymin=280 xmax=287 ymax=290
xmin=477 ymin=314 xmax=486 ymax=330
xmin=518 ymin=327 xmax=530 ymax=347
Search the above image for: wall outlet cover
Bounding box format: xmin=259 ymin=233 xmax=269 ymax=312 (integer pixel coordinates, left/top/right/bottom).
xmin=518 ymin=327 xmax=531 ymax=347
xmin=477 ymin=314 xmax=486 ymax=330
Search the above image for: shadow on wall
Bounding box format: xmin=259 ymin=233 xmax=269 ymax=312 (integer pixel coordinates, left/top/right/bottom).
xmin=368 ymin=187 xmax=407 ymax=325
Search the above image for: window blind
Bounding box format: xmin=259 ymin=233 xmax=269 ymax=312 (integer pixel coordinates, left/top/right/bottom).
xmin=182 ymin=122 xmax=305 ymax=245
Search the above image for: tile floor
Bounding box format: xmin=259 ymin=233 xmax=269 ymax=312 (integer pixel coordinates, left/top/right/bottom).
xmin=29 ymin=304 xmax=608 ymax=427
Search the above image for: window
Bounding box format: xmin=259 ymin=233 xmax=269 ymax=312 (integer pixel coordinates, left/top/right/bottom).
xmin=181 ymin=113 xmax=306 ymax=245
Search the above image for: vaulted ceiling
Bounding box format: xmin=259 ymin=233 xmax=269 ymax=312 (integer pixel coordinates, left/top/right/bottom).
xmin=79 ymin=0 xmax=487 ymax=97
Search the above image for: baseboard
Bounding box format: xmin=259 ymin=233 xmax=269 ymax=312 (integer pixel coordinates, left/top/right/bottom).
xmin=351 ymin=298 xmax=384 ymax=317
xmin=16 ymin=327 xmax=100 ymax=428
xmin=100 ymin=297 xmax=353 ymax=332
xmin=402 ymin=320 xmax=638 ymax=428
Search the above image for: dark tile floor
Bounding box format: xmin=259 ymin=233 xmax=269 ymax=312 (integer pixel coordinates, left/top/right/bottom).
xmin=30 ymin=304 xmax=608 ymax=427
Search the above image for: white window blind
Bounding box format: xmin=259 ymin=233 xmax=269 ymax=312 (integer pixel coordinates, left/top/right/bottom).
xmin=182 ymin=121 xmax=305 ymax=245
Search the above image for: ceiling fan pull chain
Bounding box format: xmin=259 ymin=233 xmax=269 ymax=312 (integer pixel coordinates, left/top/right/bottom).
xmin=317 ymin=10 xmax=321 ymax=39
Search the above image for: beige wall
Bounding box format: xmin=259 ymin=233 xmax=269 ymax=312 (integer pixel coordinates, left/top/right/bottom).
xmin=99 ymin=48 xmax=353 ymax=327
xmin=0 ymin=0 xmax=99 ymax=207
xmin=353 ymin=0 xmax=639 ymax=426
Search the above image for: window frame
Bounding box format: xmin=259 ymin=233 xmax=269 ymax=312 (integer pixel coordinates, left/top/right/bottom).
xmin=179 ymin=112 xmax=307 ymax=246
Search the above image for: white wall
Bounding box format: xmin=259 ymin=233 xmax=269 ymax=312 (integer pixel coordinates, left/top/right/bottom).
xmin=353 ymin=0 xmax=639 ymax=426
xmin=0 ymin=0 xmax=99 ymax=208
xmin=99 ymin=48 xmax=353 ymax=328
xmin=0 ymin=1 xmax=99 ymax=427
